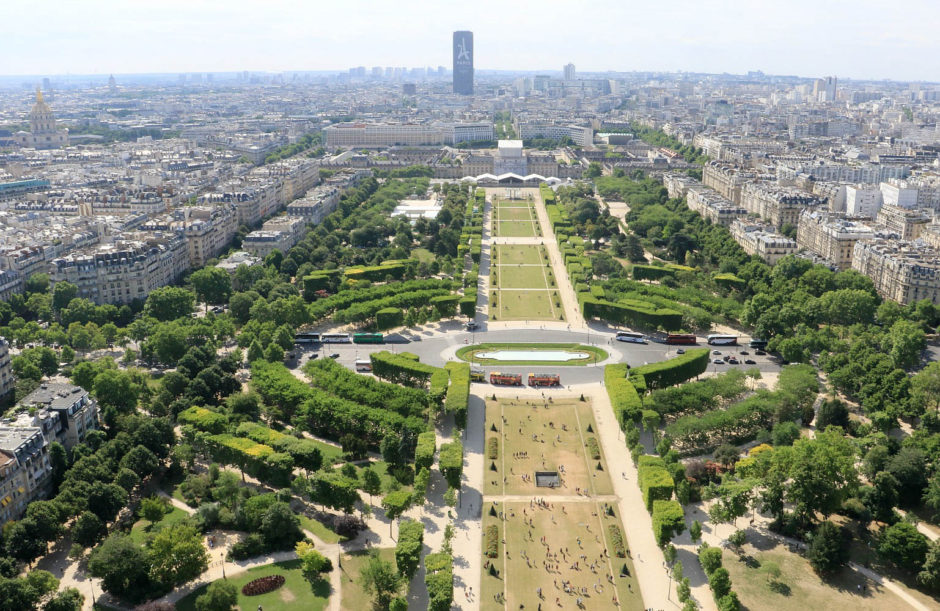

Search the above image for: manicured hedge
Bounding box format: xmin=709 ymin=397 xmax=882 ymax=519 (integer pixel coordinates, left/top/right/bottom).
xmin=370 ymin=351 xmax=448 ymax=404
xmin=297 ymin=387 xmax=425 ymax=449
xmin=608 ymin=524 xmax=627 ymax=558
xmin=713 ymin=272 xmax=746 ymax=290
xmin=487 ymin=437 xmax=499 ymax=460
xmin=425 ymin=551 xmax=454 ymax=611
xmin=396 ymin=520 xmax=424 ymax=580
xmin=308 ymin=279 xmax=454 ymax=318
xmin=459 ymin=296 xmax=477 ymax=318
xmin=632 ymin=264 xmax=678 ymax=281
xmin=651 ymin=500 xmax=685 ymax=546
xmin=414 ymin=432 xmax=437 ymax=472
xmin=303 ymin=269 xmax=343 ymax=299
xmin=375 ymin=307 xmax=404 ymax=330
xmin=444 ymin=361 xmax=470 ymax=428
xmin=630 ymin=348 xmax=709 ymax=390
xmin=485 ymin=524 xmax=499 ymax=558
xmin=637 ymin=455 xmax=674 ymax=511
xmin=604 ymin=364 xmax=643 ymax=425
xmin=203 ymin=434 xmax=293 ymax=487
xmin=345 ymin=262 xmax=406 ymax=282
xmin=439 ymin=441 xmax=463 ymax=489
xmin=305 ymin=357 xmax=428 ymax=418
xmin=177 ymin=406 xmax=228 ymax=434
xmin=582 ymin=296 xmax=683 ymax=330
xmin=586 ymin=437 xmax=601 ymax=460
xmin=430 ymin=295 xmax=460 ymax=318
xmin=334 ymin=288 xmax=454 ymax=324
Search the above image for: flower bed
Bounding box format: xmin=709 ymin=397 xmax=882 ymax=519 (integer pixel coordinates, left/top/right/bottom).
xmin=241 ymin=574 xmax=285 ymax=596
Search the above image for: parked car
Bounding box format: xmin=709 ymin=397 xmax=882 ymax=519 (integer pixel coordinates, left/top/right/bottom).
xmin=676 ymin=348 xmax=685 ymax=354
xmin=466 ymin=321 xmax=478 ymax=330
xmin=329 ymin=353 xmax=340 ymax=359
xmin=744 ymin=359 xmax=756 ymax=365
xmin=728 ymin=358 xmax=739 ymax=364
xmin=712 ymin=350 xmax=722 ymax=355
xmin=713 ymin=359 xmax=724 ymax=364
xmin=739 ymin=350 xmax=749 ymax=355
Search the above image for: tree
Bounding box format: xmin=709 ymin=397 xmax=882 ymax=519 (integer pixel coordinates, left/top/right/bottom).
xmin=296 ymin=541 xmax=332 ymax=583
xmin=584 ymin=162 xmax=602 ymax=178
xmin=25 ymin=273 xmax=50 ymax=295
xmin=3 ymin=519 xmax=47 ymax=563
xmin=147 ymin=523 xmax=209 ymax=588
xmin=879 ymin=522 xmax=928 ymax=572
xmin=246 ymin=340 xmax=264 ymax=363
xmin=382 ymin=490 xmax=413 ymax=537
xmin=88 ymin=534 xmax=152 ymax=602
xmin=195 ymin=580 xmax=238 ymax=611
xmin=690 ymin=520 xmax=702 ymax=542
xmin=887 ymin=447 xmax=929 ymax=508
xmin=140 ymin=496 xmax=167 ymax=527
xmin=911 ymin=362 xmax=940 ymax=413
xmin=807 ymin=521 xmax=848 ymax=576
xmin=358 ymin=551 xmax=403 ymax=610
xmin=699 ymin=544 xmax=723 ymax=575
xmin=93 ymin=369 xmax=139 ymax=414
xmin=924 ymin=475 xmax=940 ymax=519
xmin=43 ymin=588 xmax=85 ymax=611
xmin=886 ymin=319 xmax=926 ymax=370
xmin=259 ymin=502 xmax=303 ymax=549
xmin=713 ymin=444 xmax=739 ymax=469
xmin=191 ymin=267 xmax=232 ymax=306
xmin=784 ymin=432 xmax=858 ymax=525
xmin=863 ymin=472 xmax=899 ymax=523
xmin=144 ymin=287 xmax=195 ymax=321
xmin=72 ymin=511 xmax=106 ymax=548
xmin=917 ymin=542 xmax=940 ymax=592
xmin=816 ymin=399 xmax=849 ymax=429
xmin=361 ymin=467 xmax=382 ymax=502
xmin=52 ymin=282 xmax=78 ymax=311
xmin=709 ymin=567 xmax=732 ymax=600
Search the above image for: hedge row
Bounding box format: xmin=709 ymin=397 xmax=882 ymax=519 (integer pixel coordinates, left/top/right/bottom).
xmin=203 ymin=434 xmax=294 ymax=487
xmin=608 ymin=524 xmax=627 ymax=558
xmin=632 ymin=264 xmax=691 ymax=281
xmin=651 ymin=500 xmax=685 ymax=546
xmin=630 ymin=347 xmax=709 ymax=390
xmin=307 ymin=278 xmax=455 ymax=319
xmin=333 ymin=288 xmax=454 ymax=324
xmin=487 ymin=437 xmax=498 ymax=459
xmin=444 ymin=361 xmax=470 ymax=429
xmin=415 ymin=432 xmax=437 ymax=472
xmin=345 ymin=261 xmax=406 ymax=282
xmin=485 ymin=524 xmax=499 ymax=558
xmin=604 ymin=364 xmax=643 ymax=425
xmin=302 ymin=269 xmax=343 ymax=298
xmin=376 ymin=307 xmax=404 ymax=330
xmin=234 ymin=422 xmax=326 ymax=471
xmin=370 ymin=351 xmax=449 ymax=404
xmin=586 ymin=437 xmax=601 ymax=460
xmin=396 ymin=520 xmax=424 ymax=580
xmin=305 ymin=357 xmax=428 ymax=418
xmin=637 ymin=455 xmax=674 ymax=511
xmin=425 ymin=551 xmax=454 ymax=611
xmin=177 ymin=406 xmax=228 ymax=434
xmin=439 ymin=441 xmax=463 ymax=489
xmin=297 ymin=388 xmax=426 ymax=449
xmin=581 ymin=296 xmax=683 ymax=331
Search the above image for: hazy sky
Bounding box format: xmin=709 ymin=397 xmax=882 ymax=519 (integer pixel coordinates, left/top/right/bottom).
xmin=1 ymin=0 xmax=938 ymax=81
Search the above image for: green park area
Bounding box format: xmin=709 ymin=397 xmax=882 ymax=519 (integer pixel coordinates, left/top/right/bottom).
xmin=490 ymin=289 xmax=561 ymax=321
xmin=490 ymin=245 xmax=563 ymax=320
xmin=493 ymin=244 xmax=548 ymax=266
xmin=175 ymin=559 xmax=330 ymax=611
xmin=493 ymin=198 xmax=539 ymax=238
xmin=340 ymin=548 xmax=398 ymax=609
xmin=456 ymin=343 xmax=607 ymax=366
xmin=480 ymin=397 xmax=641 ymax=610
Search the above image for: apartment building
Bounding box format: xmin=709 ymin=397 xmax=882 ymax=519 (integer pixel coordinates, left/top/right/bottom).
xmin=50 ymin=231 xmax=189 ymax=305
xmin=875 ymin=204 xmax=932 ymax=240
xmin=686 ymin=188 xmax=747 ymax=227
xmin=0 ymin=338 xmax=12 ymax=404
xmin=0 ymin=270 xmax=23 ymax=303
xmin=852 ymin=238 xmax=940 ymax=304
xmin=287 ymin=185 xmax=341 ymax=225
xmin=142 ymin=205 xmax=238 ymax=267
xmin=513 ymin=122 xmax=593 ymax=147
xmin=796 ymin=210 xmax=874 ymax=270
xmin=663 ymin=172 xmax=700 ymax=200
xmin=0 ymin=426 xmax=52 ymax=527
xmin=18 ymin=383 xmax=99 ymax=450
xmin=922 ymin=224 xmax=940 ymax=250
xmin=323 ymin=122 xmax=493 ymax=147
xmin=730 ymin=218 xmax=799 ymax=264
xmin=242 ymin=216 xmax=307 ymax=258
xmin=741 ymin=183 xmax=822 ymax=229
xmin=702 ymin=162 xmax=753 ymax=205
xmin=845 ymin=185 xmax=883 ymax=218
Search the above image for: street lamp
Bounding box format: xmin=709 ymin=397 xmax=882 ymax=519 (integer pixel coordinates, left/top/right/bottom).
xmin=221 ymin=552 xmax=226 ymax=579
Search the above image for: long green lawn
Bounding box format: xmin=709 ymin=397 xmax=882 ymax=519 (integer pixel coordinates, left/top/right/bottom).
xmin=494 ymin=244 xmax=546 ymax=266
xmin=497 ymin=207 xmax=534 ymax=221
xmin=493 ymin=265 xmax=551 ymax=289
xmin=492 ymin=289 xmax=561 ymax=321
xmin=495 ymin=220 xmax=538 ymax=237
xmin=175 ymin=559 xmax=330 ymax=611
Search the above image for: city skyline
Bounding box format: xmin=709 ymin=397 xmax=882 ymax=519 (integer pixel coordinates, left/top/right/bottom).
xmin=2 ymin=0 xmax=940 ymax=82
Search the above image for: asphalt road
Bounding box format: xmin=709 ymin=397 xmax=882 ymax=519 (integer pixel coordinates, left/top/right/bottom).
xmin=289 ymin=322 xmax=782 ymax=387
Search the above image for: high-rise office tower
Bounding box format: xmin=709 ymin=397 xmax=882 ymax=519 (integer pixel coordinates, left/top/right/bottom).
xmin=563 ymin=63 xmax=576 ymax=81
xmin=453 ymin=31 xmax=474 ymax=95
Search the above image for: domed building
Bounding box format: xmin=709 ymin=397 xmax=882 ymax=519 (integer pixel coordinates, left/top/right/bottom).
xmin=14 ymin=88 xmax=68 ymax=149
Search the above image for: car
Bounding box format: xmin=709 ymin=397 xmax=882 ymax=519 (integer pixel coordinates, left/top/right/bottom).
xmin=755 ymin=349 xmax=766 ymax=355
xmin=329 ymin=353 xmax=340 ymax=359
xmin=466 ymin=321 xmax=478 ymax=330
xmin=309 ymin=354 xmax=319 ymax=360
xmin=676 ymin=348 xmax=685 ymax=354
xmin=713 ymin=359 xmax=724 ymax=364
xmin=712 ymin=350 xmax=722 ymax=355
xmin=728 ymin=358 xmax=739 ymax=364
xmin=739 ymin=350 xmax=749 ymax=355
xmin=744 ymin=359 xmax=756 ymax=364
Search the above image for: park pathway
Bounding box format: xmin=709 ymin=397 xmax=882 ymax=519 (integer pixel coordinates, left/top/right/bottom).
xmin=530 ymin=188 xmax=586 ymax=328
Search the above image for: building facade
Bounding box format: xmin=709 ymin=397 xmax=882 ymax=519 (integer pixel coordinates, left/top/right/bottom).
xmin=796 ymin=210 xmax=874 ymax=270
xmin=13 ymin=89 xmax=68 ymax=149
xmin=875 ymin=204 xmax=932 ymax=240
xmin=853 ymin=238 xmax=940 ymax=304
xmin=730 ymin=219 xmax=799 ymax=264
xmin=453 ymin=31 xmax=474 ymax=95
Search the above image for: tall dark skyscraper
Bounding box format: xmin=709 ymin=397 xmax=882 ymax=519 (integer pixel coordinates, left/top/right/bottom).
xmin=452 ymin=31 xmax=474 ymax=95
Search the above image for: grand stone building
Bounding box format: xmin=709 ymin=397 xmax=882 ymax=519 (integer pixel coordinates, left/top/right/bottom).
xmin=796 ymin=210 xmax=874 ymax=270
xmin=13 ymin=89 xmax=68 ymax=149
xmin=852 ymin=238 xmax=940 ymax=305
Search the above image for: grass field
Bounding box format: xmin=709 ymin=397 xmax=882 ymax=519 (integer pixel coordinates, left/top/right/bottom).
xmin=340 ymin=548 xmax=398 ymax=609
xmin=494 ymin=244 xmax=548 ymax=266
xmin=128 ymin=505 xmax=191 ymax=546
xmin=456 ymin=343 xmax=608 ymax=366
xmin=483 ymin=398 xmax=613 ymax=497
xmin=493 ymin=264 xmax=552 ymax=289
xmin=480 ymin=396 xmax=641 ymax=610
xmin=495 ymin=220 xmax=538 ymax=237
xmin=175 ymin=559 xmax=330 ymax=611
xmin=491 ymin=289 xmax=561 ymax=321
xmin=493 ymin=198 xmax=539 ymax=238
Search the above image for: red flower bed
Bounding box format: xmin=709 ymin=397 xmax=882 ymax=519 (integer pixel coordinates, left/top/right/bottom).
xmin=241 ymin=575 xmax=285 ymax=596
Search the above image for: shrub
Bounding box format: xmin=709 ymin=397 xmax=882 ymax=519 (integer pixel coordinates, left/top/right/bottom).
xmin=699 ymin=544 xmax=723 ymax=576
xmin=652 ymin=500 xmax=685 ymax=546
xmin=608 ymin=524 xmax=627 ymax=558
xmin=241 ymin=575 xmax=285 ymax=596
xmin=630 ymin=348 xmax=710 ymax=390
xmin=485 ymin=524 xmax=499 ymax=558
xmin=414 ymin=432 xmax=436 ymax=472
xmin=637 ymin=455 xmax=674 ymax=511
xmin=586 ymin=437 xmax=601 ymax=460
xmin=487 ymin=437 xmax=499 ymax=460
xmin=605 ymin=364 xmax=642 ymax=424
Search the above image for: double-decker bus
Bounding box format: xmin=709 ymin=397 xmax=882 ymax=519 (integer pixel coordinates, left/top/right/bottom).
xmin=354 ymin=359 xmax=372 ymax=372
xmin=749 ymin=338 xmax=768 ymax=349
xmin=616 ymin=331 xmax=647 ymax=344
xmin=353 ymin=333 xmax=383 ymax=344
xmin=490 ymin=372 xmax=522 ymax=386
xmin=528 ymin=373 xmax=560 ymax=387
xmin=320 ymin=333 xmax=351 ymax=343
xmin=706 ymin=334 xmax=738 ymax=346
xmin=470 ymin=368 xmax=485 ymax=382
xmin=665 ymin=333 xmax=697 ymax=345
xmin=294 ymin=332 xmax=320 ymax=344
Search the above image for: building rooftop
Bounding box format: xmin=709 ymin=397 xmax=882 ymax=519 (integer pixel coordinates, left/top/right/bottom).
xmin=20 ymin=383 xmax=87 ymax=411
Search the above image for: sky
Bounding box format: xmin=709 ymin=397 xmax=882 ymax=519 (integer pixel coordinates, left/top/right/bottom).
xmin=0 ymin=0 xmax=938 ymax=81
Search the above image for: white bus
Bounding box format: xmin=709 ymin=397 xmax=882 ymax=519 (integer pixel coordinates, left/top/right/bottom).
xmin=616 ymin=331 xmax=647 ymax=344
xmin=355 ymin=359 xmax=372 ymax=372
xmin=321 ymin=333 xmax=351 ymax=343
xmin=706 ymin=334 xmax=738 ymax=346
